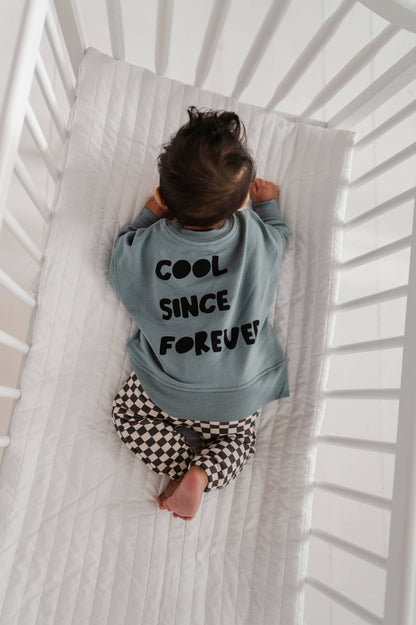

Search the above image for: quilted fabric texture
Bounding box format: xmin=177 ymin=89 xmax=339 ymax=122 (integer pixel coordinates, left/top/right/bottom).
xmin=0 ymin=47 xmax=355 ymax=624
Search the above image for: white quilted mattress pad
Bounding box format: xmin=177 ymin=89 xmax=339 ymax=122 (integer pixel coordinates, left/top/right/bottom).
xmin=0 ymin=48 xmax=355 ymax=625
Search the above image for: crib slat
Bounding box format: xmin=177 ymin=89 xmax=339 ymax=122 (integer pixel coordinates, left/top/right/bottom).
xmin=325 ymin=388 xmax=400 ymax=399
xmin=266 ymin=0 xmax=355 ymax=110
xmin=155 ymin=0 xmax=174 ymax=76
xmin=0 ymin=268 xmax=36 ymax=308
xmin=194 ymin=0 xmax=232 ymax=88
xmin=328 ymin=46 xmax=416 ymax=128
xmin=317 ymin=435 xmax=396 ymax=455
xmin=52 ymin=0 xmax=86 ymax=74
xmin=25 ymin=104 xmax=61 ymax=183
xmin=0 ymin=329 xmax=30 ymax=354
xmin=306 ymin=576 xmax=383 ymax=624
xmin=34 ymin=53 xmax=68 ymax=142
xmin=359 ymin=0 xmax=416 ymax=32
xmin=0 ymin=386 xmax=21 ymax=400
xmin=356 ymin=100 xmax=416 ymax=149
xmin=310 ymin=528 xmax=388 ymax=569
xmin=344 ymin=186 xmax=416 ymax=230
xmin=3 ymin=209 xmax=43 ymax=264
xmin=329 ymin=336 xmax=404 ymax=354
xmin=339 ymin=235 xmax=412 ymax=271
xmin=351 ymin=142 xmax=416 ymax=187
xmin=14 ymin=155 xmax=52 ymax=223
xmin=335 ymin=286 xmax=408 ymax=311
xmin=105 ymin=0 xmax=125 ymax=60
xmin=313 ymin=481 xmax=391 ymax=510
xmin=230 ymin=0 xmax=292 ymax=100
xmin=45 ymin=7 xmax=76 ymax=104
xmin=0 ymin=436 xmax=11 ymax=448
xmin=301 ymin=23 xmax=399 ymax=118
xmin=0 ymin=0 xmax=48 ymax=229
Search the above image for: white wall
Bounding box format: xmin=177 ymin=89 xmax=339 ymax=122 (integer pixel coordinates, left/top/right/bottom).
xmin=0 ymin=2 xmax=415 ymax=623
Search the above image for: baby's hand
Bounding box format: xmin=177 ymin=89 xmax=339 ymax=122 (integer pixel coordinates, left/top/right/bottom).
xmin=145 ymin=194 xmax=174 ymax=220
xmin=250 ymin=178 xmax=280 ymax=203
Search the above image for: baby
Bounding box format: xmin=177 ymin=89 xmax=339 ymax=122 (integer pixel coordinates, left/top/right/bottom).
xmin=109 ymin=106 xmax=290 ymax=520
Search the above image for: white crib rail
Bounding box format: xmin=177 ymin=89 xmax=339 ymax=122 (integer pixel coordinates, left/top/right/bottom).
xmin=266 ymin=0 xmax=356 ymax=110
xmin=0 ymin=0 xmax=49 ymax=226
xmin=0 ymin=0 xmax=75 ymax=445
xmin=53 ymin=0 xmax=85 ymax=73
xmin=308 ymin=175 xmax=416 ymax=624
xmin=383 ymin=193 xmax=416 ymax=625
xmin=300 ymin=22 xmax=400 ymax=119
xmin=1 ymin=2 xmax=416 ymax=624
xmin=105 ymin=0 xmax=125 ymax=61
xmin=194 ymin=0 xmax=233 ymax=89
xmin=328 ymin=46 xmax=416 ymax=128
xmin=307 ymin=87 xmax=415 ymax=621
xmin=310 ymin=93 xmax=415 ymax=621
xmin=230 ymin=0 xmax=292 ymax=101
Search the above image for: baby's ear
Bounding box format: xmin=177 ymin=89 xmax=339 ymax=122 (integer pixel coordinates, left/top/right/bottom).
xmin=155 ymin=187 xmax=167 ymax=209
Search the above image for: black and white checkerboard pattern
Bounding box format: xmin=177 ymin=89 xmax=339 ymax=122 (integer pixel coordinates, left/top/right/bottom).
xmin=112 ymin=371 xmax=260 ymax=492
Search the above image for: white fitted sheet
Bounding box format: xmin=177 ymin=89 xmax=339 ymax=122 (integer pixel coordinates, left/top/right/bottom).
xmin=0 ymin=47 xmax=355 ymax=625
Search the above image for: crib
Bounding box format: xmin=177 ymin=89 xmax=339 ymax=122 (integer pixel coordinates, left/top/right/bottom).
xmin=0 ymin=1 xmax=415 ymax=624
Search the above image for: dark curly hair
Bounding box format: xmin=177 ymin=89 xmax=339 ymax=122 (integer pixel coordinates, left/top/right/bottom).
xmin=157 ymin=106 xmax=256 ymax=228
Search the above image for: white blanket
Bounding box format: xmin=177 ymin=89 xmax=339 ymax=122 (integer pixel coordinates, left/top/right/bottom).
xmin=0 ymin=48 xmax=355 ymax=625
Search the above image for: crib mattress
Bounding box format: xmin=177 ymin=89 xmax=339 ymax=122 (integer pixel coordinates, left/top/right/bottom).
xmin=0 ymin=48 xmax=355 ymax=625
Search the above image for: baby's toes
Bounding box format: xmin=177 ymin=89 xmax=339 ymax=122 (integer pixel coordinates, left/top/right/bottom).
xmin=157 ymin=495 xmax=167 ymax=509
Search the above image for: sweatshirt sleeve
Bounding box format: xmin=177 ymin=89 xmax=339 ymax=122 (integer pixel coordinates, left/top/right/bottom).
xmin=108 ymin=207 xmax=159 ymax=295
xmin=115 ymin=207 xmax=159 ymax=244
xmin=251 ymin=199 xmax=290 ymax=249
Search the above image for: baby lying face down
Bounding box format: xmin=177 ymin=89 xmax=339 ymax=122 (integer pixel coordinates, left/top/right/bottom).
xmin=109 ymin=106 xmax=289 ymax=520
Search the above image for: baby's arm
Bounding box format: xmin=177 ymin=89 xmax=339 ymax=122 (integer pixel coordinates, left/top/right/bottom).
xmin=108 ymin=194 xmax=167 ymax=295
xmin=250 ymin=178 xmax=290 ymax=248
xmin=112 ymin=192 xmax=173 ymax=250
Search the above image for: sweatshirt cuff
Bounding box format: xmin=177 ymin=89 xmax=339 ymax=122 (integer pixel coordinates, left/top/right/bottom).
xmin=131 ymin=207 xmax=160 ymax=229
xmin=251 ymin=198 xmax=281 ymax=218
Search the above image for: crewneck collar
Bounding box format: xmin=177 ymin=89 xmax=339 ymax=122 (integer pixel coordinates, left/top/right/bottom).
xmin=162 ymin=213 xmax=237 ymax=244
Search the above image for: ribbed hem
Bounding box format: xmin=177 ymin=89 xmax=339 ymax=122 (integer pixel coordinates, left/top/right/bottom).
xmin=127 ymin=358 xmax=290 ymax=422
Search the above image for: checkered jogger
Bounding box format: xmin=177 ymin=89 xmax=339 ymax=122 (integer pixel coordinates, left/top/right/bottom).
xmin=111 ymin=371 xmax=260 ymax=493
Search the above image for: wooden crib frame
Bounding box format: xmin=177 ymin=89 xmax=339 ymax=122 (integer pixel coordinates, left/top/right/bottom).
xmin=0 ymin=1 xmax=415 ymax=623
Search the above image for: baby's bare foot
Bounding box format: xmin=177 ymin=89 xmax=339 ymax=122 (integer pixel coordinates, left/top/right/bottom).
xmin=158 ymin=476 xmax=184 ymax=510
xmin=164 ymin=466 xmax=208 ymax=520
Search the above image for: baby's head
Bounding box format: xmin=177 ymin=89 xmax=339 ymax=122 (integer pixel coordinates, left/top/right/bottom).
xmin=157 ymin=106 xmax=256 ymax=228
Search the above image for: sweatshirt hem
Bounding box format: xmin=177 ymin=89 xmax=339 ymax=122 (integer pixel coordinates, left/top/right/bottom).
xmin=128 ymin=357 xmax=290 ymax=422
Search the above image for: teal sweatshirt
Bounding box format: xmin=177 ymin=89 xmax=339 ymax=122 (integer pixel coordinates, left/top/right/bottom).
xmin=109 ymin=199 xmax=290 ymax=421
